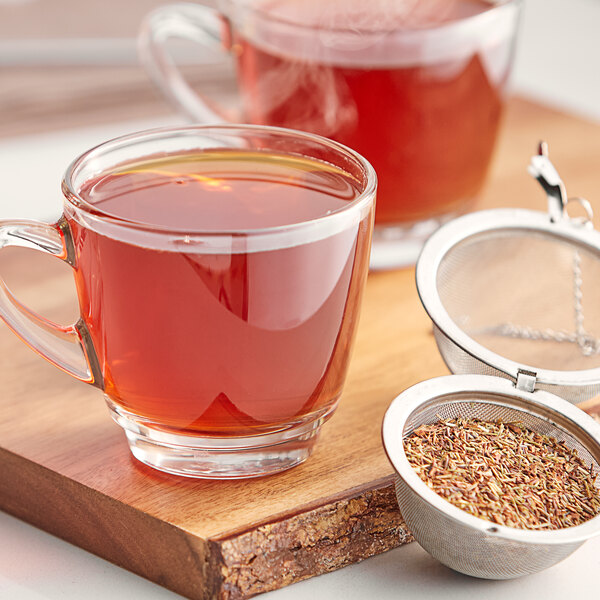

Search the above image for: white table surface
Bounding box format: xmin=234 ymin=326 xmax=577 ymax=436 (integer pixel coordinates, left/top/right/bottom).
xmin=2 ymin=0 xmax=600 ymax=598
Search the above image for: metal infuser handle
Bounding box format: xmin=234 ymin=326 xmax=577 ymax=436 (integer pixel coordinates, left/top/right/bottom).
xmin=528 ymin=141 xmax=568 ymax=223
xmin=493 ymin=142 xmax=600 ymax=356
xmin=528 ymin=141 xmax=595 ymax=225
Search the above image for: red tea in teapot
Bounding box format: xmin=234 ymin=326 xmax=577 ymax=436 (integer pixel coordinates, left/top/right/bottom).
xmin=234 ymin=0 xmax=514 ymax=225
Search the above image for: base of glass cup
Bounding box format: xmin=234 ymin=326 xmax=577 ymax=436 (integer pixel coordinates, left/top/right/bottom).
xmin=106 ymin=398 xmax=332 ymax=479
xmin=369 ymin=213 xmax=461 ymax=270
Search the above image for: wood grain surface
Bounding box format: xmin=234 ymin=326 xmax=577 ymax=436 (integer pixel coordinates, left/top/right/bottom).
xmin=0 ymin=98 xmax=599 ymax=600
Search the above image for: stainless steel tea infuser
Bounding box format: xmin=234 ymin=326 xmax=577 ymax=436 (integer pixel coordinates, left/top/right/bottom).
xmin=383 ymin=144 xmax=600 ymax=579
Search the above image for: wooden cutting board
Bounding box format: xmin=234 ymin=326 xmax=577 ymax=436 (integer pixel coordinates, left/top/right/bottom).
xmin=1 ymin=98 xmax=599 ymax=600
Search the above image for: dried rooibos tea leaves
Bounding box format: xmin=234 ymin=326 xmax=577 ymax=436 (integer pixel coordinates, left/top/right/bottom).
xmin=404 ymin=417 xmax=600 ymax=530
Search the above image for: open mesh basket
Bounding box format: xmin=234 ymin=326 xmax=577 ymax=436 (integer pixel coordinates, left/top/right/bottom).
xmin=383 ymin=375 xmax=600 ymax=579
xmin=383 ymin=145 xmax=600 ymax=578
xmin=416 ymin=162 xmax=600 ymax=404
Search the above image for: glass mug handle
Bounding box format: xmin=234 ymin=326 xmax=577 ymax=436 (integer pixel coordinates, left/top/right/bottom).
xmin=138 ymin=3 xmax=233 ymax=123
xmin=0 ymin=218 xmax=102 ymax=387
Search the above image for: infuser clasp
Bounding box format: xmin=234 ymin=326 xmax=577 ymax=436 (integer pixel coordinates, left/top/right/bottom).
xmin=528 ymin=141 xmax=594 ymax=225
xmin=516 ymin=369 xmax=537 ymax=392
xmin=527 ymin=141 xmax=567 ymax=223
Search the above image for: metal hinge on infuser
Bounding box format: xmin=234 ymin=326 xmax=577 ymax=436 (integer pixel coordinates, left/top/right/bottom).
xmin=516 ymin=369 xmax=537 ymax=392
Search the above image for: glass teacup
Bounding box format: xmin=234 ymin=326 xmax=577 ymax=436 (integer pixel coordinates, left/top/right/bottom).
xmin=139 ymin=0 xmax=521 ymax=269
xmin=0 ymin=124 xmax=375 ymax=478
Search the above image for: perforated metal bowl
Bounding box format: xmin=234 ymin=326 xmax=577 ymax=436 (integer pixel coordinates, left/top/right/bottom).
xmin=382 ymin=375 xmax=600 ymax=579
xmin=382 ymin=147 xmax=600 ymax=578
xmin=414 ymin=144 xmax=600 ymax=405
xmin=416 ymin=207 xmax=600 ymax=404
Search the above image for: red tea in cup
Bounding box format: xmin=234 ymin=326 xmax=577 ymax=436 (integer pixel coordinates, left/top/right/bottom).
xmin=0 ymin=126 xmax=375 ymax=478
xmin=235 ymin=0 xmax=508 ymax=226
xmin=139 ymin=0 xmax=521 ymax=268
xmin=71 ymin=149 xmax=371 ymax=435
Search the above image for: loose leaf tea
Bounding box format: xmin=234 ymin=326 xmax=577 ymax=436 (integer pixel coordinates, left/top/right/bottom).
xmin=404 ymin=417 xmax=600 ymax=530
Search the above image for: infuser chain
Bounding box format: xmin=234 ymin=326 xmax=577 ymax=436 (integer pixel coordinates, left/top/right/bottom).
xmin=480 ymin=143 xmax=600 ymax=356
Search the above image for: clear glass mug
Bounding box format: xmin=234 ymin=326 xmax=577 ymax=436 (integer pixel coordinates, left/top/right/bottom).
xmin=139 ymin=0 xmax=521 ymax=269
xmin=0 ymin=125 xmax=375 ymax=479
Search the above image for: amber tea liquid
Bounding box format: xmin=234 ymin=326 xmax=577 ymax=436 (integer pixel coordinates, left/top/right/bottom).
xmin=233 ymin=0 xmax=515 ymax=225
xmin=69 ymin=150 xmax=372 ymax=435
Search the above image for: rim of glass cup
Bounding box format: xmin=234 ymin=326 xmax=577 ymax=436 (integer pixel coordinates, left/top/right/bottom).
xmin=224 ymin=0 xmax=522 ymax=34
xmin=61 ymin=124 xmax=376 ymax=250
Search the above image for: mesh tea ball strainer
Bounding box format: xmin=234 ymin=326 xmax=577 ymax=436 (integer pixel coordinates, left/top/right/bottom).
xmin=383 ymin=144 xmax=600 ymax=579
